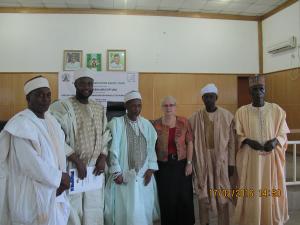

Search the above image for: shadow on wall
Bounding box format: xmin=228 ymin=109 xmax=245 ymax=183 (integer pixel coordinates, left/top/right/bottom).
xmin=0 ymin=102 xmax=126 ymax=132
xmin=106 ymin=101 xmax=126 ymax=122
xmin=0 ymin=121 xmax=7 ymax=132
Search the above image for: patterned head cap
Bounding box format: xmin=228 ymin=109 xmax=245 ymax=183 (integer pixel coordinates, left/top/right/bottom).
xmin=249 ymin=75 xmax=265 ymax=87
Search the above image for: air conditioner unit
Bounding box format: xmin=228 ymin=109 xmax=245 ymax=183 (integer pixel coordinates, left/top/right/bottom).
xmin=267 ymin=36 xmax=297 ymax=54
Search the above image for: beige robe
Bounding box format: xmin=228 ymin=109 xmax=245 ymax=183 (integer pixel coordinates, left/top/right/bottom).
xmin=50 ymin=98 xmax=111 ymax=225
xmin=234 ymin=102 xmax=290 ymax=225
xmin=189 ymin=107 xmax=235 ymax=214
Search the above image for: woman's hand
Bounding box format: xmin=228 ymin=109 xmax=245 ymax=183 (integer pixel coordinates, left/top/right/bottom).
xmin=185 ymin=163 xmax=193 ymax=176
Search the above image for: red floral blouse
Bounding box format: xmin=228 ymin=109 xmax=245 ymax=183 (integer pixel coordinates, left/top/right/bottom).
xmin=152 ymin=116 xmax=193 ymax=162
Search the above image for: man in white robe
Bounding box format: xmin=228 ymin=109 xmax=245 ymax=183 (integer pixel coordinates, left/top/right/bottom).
xmin=234 ymin=75 xmax=290 ymax=225
xmin=50 ymin=68 xmax=111 ymax=225
xmin=0 ymin=76 xmax=70 ymax=225
xmin=104 ymin=91 xmax=160 ymax=225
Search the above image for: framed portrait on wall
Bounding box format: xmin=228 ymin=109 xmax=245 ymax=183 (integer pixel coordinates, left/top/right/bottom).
xmin=107 ymin=49 xmax=126 ymax=71
xmin=86 ymin=53 xmax=102 ymax=71
xmin=63 ymin=50 xmax=83 ymax=71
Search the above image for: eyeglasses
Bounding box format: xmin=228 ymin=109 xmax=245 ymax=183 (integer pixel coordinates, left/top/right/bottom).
xmin=162 ymin=104 xmax=176 ymax=108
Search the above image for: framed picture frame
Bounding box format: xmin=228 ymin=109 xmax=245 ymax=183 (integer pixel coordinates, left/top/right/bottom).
xmin=63 ymin=50 xmax=83 ymax=71
xmin=86 ymin=53 xmax=102 ymax=71
xmin=107 ymin=49 xmax=126 ymax=71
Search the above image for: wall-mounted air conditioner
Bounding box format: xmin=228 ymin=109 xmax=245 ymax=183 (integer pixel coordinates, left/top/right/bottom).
xmin=267 ymin=36 xmax=297 ymax=54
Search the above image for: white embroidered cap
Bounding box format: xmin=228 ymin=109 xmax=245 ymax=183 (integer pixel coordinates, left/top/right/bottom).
xmin=124 ymin=90 xmax=142 ymax=103
xmin=200 ymin=83 xmax=218 ymax=96
xmin=73 ymin=68 xmax=94 ymax=81
xmin=24 ymin=76 xmax=50 ymax=95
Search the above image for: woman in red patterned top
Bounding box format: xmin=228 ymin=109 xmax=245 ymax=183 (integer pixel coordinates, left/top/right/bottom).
xmin=153 ymin=96 xmax=195 ymax=225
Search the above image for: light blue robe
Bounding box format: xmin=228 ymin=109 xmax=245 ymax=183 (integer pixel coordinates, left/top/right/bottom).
xmin=104 ymin=116 xmax=160 ymax=225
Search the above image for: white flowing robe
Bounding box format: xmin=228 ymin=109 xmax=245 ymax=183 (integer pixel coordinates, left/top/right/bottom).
xmin=234 ymin=102 xmax=290 ymax=225
xmin=0 ymin=109 xmax=69 ymax=225
xmin=104 ymin=116 xmax=160 ymax=225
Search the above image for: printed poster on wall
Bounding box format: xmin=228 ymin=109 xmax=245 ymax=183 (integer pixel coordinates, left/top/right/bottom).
xmin=59 ymin=71 xmax=138 ymax=107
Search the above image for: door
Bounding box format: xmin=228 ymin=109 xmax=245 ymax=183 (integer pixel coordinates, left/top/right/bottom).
xmin=237 ymin=77 xmax=251 ymax=108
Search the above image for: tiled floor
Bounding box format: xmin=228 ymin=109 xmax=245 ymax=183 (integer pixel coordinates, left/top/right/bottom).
xmin=286 ymin=210 xmax=300 ymax=225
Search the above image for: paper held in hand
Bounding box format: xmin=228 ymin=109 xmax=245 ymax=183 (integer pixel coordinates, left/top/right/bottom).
xmin=69 ymin=166 xmax=105 ymax=195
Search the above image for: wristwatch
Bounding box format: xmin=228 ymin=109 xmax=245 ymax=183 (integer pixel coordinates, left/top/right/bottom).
xmin=187 ymin=160 xmax=192 ymax=165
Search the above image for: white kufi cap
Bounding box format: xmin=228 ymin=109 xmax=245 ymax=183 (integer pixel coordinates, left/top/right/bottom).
xmin=124 ymin=91 xmax=142 ymax=103
xmin=201 ymin=83 xmax=218 ymax=96
xmin=24 ymin=76 xmax=50 ymax=95
xmin=73 ymin=68 xmax=94 ymax=81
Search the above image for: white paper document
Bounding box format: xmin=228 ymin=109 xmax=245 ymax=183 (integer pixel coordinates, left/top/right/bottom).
xmin=69 ymin=166 xmax=104 ymax=195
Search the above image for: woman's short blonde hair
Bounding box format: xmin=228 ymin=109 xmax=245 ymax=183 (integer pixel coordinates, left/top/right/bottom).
xmin=160 ymin=96 xmax=177 ymax=107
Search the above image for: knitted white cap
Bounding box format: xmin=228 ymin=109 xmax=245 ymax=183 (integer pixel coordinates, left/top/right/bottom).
xmin=73 ymin=68 xmax=94 ymax=81
xmin=124 ymin=90 xmax=142 ymax=103
xmin=24 ymin=76 xmax=50 ymax=95
xmin=200 ymin=83 xmax=218 ymax=96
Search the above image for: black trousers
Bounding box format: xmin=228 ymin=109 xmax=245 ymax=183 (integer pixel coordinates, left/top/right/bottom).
xmin=155 ymin=157 xmax=195 ymax=225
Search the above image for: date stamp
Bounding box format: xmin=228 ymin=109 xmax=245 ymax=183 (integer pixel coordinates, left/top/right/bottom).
xmin=209 ymin=188 xmax=255 ymax=198
xmin=209 ymin=188 xmax=281 ymax=198
xmin=258 ymin=188 xmax=281 ymax=197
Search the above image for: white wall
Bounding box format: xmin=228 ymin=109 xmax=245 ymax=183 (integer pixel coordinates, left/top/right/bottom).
xmin=263 ymin=1 xmax=300 ymax=73
xmin=0 ymin=13 xmax=259 ymax=73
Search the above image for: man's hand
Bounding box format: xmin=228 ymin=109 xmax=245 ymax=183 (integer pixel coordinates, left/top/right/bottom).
xmin=68 ymin=153 xmax=87 ymax=180
xmin=93 ymin=154 xmax=106 ymax=176
xmin=264 ymin=138 xmax=279 ymax=152
xmin=56 ymin=172 xmax=70 ymax=196
xmin=75 ymin=159 xmax=87 ymax=179
xmin=242 ymin=138 xmax=264 ymax=151
xmin=56 ymin=186 xmax=64 ymax=196
xmin=143 ymin=169 xmax=154 ymax=186
xmin=114 ymin=174 xmax=123 ymax=185
xmin=61 ymin=172 xmax=71 ymax=189
xmin=228 ymin=165 xmax=235 ymax=177
xmin=185 ymin=164 xmax=193 ymax=176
